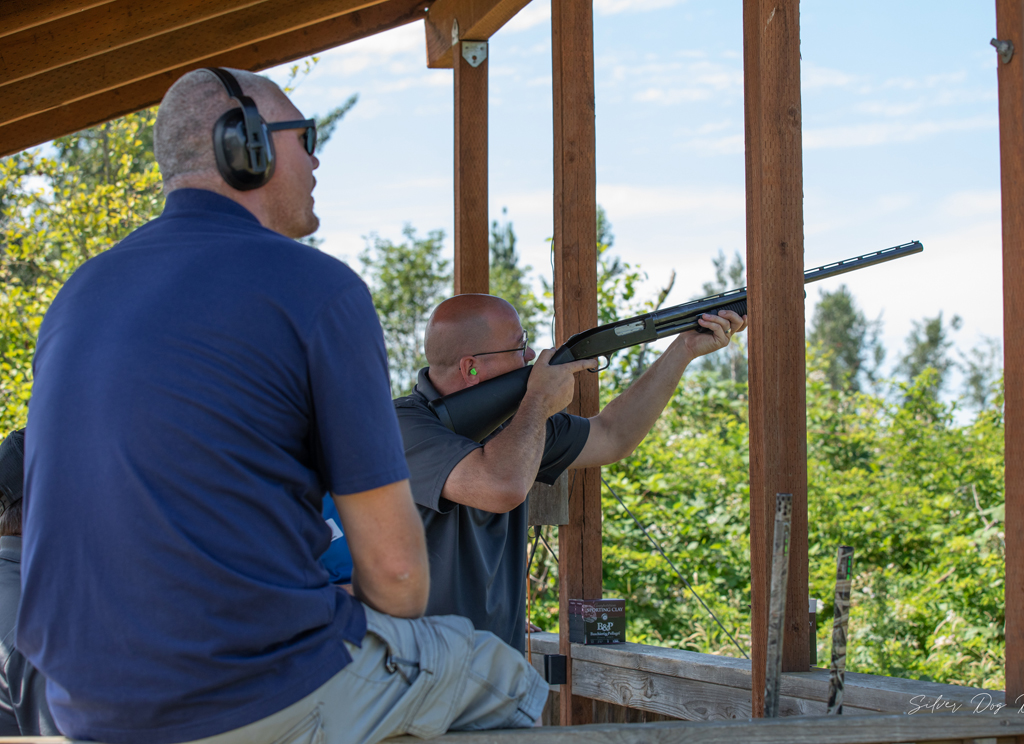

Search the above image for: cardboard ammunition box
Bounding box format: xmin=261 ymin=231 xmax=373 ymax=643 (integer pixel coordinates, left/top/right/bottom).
xmin=568 ymin=598 xmax=625 ymax=645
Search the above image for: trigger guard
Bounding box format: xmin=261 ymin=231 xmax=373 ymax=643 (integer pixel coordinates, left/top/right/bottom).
xmin=587 ymin=356 xmax=610 ymax=373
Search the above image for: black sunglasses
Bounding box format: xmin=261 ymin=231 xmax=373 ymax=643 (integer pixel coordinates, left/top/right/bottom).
xmin=266 ymin=119 xmax=317 ymax=155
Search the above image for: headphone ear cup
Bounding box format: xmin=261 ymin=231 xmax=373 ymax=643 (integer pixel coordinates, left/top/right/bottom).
xmin=212 ymin=109 xmax=276 ymax=191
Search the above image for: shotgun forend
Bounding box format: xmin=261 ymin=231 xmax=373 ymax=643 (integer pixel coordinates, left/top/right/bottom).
xmin=428 ymin=240 xmax=923 ymax=442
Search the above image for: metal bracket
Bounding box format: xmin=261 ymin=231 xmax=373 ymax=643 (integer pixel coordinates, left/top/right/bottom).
xmin=992 ymin=37 xmax=1014 ymax=65
xmin=451 ymin=18 xmax=459 ymax=46
xmin=462 ymin=41 xmax=487 ymax=67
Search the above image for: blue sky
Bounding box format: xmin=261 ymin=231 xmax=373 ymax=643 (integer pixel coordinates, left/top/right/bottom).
xmin=269 ymin=1 xmax=1002 ymax=386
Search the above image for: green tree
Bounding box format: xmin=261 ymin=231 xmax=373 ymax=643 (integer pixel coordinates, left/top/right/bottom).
xmin=959 ymin=337 xmax=1002 ymax=411
xmin=359 ymin=226 xmax=451 ymax=396
xmin=897 ymin=312 xmax=962 ymax=395
xmin=489 ymin=208 xmax=544 ymax=343
xmin=1 ymin=111 xmax=165 ymax=433
xmin=807 ymin=285 xmax=884 ymax=392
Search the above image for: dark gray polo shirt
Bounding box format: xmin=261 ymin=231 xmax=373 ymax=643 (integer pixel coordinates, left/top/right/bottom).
xmin=394 ymin=368 xmax=590 ymax=652
xmin=0 ymin=536 xmax=57 ymax=736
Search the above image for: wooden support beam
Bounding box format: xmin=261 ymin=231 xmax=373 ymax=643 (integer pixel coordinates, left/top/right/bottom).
xmin=453 ymin=40 xmax=490 ymax=295
xmin=996 ymin=0 xmax=1024 ymax=706
xmin=551 ymin=0 xmax=598 ymax=727
xmin=0 ymin=0 xmax=115 ymax=39
xmin=0 ymin=0 xmax=272 ymax=87
xmin=742 ymin=0 xmax=809 ymax=718
xmin=0 ymin=0 xmax=389 ymax=128
xmin=424 ymin=0 xmax=531 ymax=68
xmin=0 ymin=0 xmax=429 ymax=158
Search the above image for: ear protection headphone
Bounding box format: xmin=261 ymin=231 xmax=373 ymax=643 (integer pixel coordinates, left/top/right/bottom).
xmin=205 ymin=67 xmax=276 ymax=191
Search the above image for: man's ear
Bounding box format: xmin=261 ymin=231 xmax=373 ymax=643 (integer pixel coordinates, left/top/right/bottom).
xmin=459 ymin=357 xmax=481 ymax=386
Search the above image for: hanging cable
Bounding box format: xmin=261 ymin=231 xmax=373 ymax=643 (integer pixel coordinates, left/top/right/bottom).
xmin=601 ymin=475 xmax=749 ymax=660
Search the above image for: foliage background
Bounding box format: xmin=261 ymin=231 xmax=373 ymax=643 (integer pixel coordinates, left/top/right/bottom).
xmin=1 ymin=109 xmax=1007 ymax=691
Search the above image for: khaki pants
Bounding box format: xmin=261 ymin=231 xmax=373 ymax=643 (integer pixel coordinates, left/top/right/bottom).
xmin=174 ymin=607 xmax=547 ymax=744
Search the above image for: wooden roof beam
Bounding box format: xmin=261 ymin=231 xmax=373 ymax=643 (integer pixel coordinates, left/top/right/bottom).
xmin=424 ymin=0 xmax=531 ymax=68
xmin=0 ymin=0 xmax=430 ymax=159
xmin=0 ymin=0 xmax=273 ymax=87
xmin=0 ymin=0 xmax=115 ymax=40
xmin=0 ymin=0 xmax=390 ymax=128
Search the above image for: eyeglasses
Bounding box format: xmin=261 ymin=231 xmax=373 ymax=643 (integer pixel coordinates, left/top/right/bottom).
xmin=472 ymin=331 xmax=529 ymax=359
xmin=266 ymin=119 xmax=317 ymax=155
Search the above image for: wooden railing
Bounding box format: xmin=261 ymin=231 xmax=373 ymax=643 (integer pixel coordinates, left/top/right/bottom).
xmin=526 ymin=632 xmax=1007 ymax=721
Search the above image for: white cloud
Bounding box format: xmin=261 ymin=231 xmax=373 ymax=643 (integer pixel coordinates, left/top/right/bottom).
xmin=595 ymin=0 xmax=688 ymax=15
xmin=503 ymin=1 xmax=551 ymax=33
xmin=940 ymin=190 xmax=1001 ymax=219
xmin=596 ymin=184 xmax=744 ymax=220
xmin=802 ymin=63 xmax=858 ymax=90
xmin=803 ymin=115 xmax=995 ymax=150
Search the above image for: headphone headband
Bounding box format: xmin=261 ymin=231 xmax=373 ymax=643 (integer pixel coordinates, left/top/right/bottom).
xmin=204 ymin=67 xmax=275 ymax=189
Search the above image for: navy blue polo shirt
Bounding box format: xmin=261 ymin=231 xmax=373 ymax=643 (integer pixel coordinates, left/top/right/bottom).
xmin=20 ymin=189 xmax=409 ymax=744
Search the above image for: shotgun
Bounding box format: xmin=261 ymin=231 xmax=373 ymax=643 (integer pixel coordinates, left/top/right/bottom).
xmin=429 ymin=241 xmax=923 ymax=442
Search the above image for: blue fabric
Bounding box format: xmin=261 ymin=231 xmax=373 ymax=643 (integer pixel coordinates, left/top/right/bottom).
xmin=320 ymin=495 xmax=353 ymax=584
xmin=19 ymin=189 xmax=409 ymax=744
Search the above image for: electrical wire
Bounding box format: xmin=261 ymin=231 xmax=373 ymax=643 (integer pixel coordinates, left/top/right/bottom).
xmin=601 ymin=475 xmax=749 ymax=660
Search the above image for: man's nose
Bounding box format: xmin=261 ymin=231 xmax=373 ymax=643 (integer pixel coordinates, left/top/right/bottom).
xmin=525 ymin=346 xmax=536 ymax=363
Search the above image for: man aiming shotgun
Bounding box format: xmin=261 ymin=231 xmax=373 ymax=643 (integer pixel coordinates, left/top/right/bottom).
xmin=396 ymin=240 xmax=921 ymax=652
xmin=394 ymin=293 xmax=746 ymax=651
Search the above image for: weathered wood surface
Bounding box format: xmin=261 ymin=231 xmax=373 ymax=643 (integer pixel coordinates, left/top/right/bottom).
xmin=390 ymin=713 xmax=1024 ymax=744
xmin=742 ymin=0 xmax=809 ymax=717
xmin=0 ymin=0 xmax=268 ymax=86
xmin=453 ymin=40 xmax=490 ymax=295
xmin=2 ymin=0 xmax=389 ymax=126
xmin=527 ymin=634 xmax=1006 ymax=720
xmin=551 ymin=0 xmax=599 ymax=725
xmin=527 ymin=473 xmax=569 ymax=526
xmin=424 ymin=0 xmax=532 ymax=68
xmin=0 ymin=0 xmax=429 ymax=158
xmin=996 ymin=0 xmax=1024 ymax=706
xmin=0 ymin=0 xmax=114 ymax=39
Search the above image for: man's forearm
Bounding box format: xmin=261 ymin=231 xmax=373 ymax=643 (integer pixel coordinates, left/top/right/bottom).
xmin=474 ymin=393 xmax=551 ymax=500
xmin=590 ymin=341 xmax=695 ymax=460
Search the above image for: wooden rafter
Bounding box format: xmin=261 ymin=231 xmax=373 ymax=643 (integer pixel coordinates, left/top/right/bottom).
xmin=0 ymin=0 xmax=392 ymax=128
xmin=0 ymin=0 xmax=116 ymax=39
xmin=0 ymin=0 xmax=271 ymax=87
xmin=0 ymin=0 xmax=430 ymax=158
xmin=424 ymin=0 xmax=531 ymax=68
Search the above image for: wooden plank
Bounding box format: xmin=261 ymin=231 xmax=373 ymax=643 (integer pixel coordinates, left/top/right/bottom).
xmin=765 ymin=493 xmax=793 ymax=717
xmin=424 ymin=0 xmax=531 ymax=68
xmin=742 ymin=0 xmax=809 ymax=717
xmin=0 ymin=0 xmax=114 ymax=39
xmin=0 ymin=0 xmax=390 ymax=127
xmin=528 ymin=473 xmax=569 ymax=526
xmin=388 ymin=713 xmax=1024 ymax=744
xmin=996 ymin=0 xmax=1024 ymax=707
xmin=551 ymin=0 xmax=598 ymax=726
xmin=569 ymin=658 xmax=879 ymax=721
xmin=453 ymin=41 xmax=490 ymax=295
xmin=0 ymin=0 xmax=429 ymax=158
xmin=531 ymin=638 xmax=1006 ymax=716
xmin=0 ymin=0 xmax=271 ymax=87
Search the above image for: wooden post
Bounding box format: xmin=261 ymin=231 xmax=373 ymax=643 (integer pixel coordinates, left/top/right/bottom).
xmin=552 ymin=0 xmax=599 ymax=727
xmin=996 ymin=0 xmax=1024 ymax=707
xmin=742 ymin=0 xmax=809 ymax=718
xmin=827 ymin=545 xmax=854 ymax=715
xmin=453 ymin=39 xmax=489 ymax=294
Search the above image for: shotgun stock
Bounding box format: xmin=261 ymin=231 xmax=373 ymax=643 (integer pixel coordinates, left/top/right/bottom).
xmin=429 ymin=241 xmax=923 ymax=442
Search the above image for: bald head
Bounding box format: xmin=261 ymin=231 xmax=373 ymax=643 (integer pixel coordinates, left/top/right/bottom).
xmin=425 ymin=295 xmax=522 ymax=374
xmin=154 ymin=68 xmax=285 ymax=193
